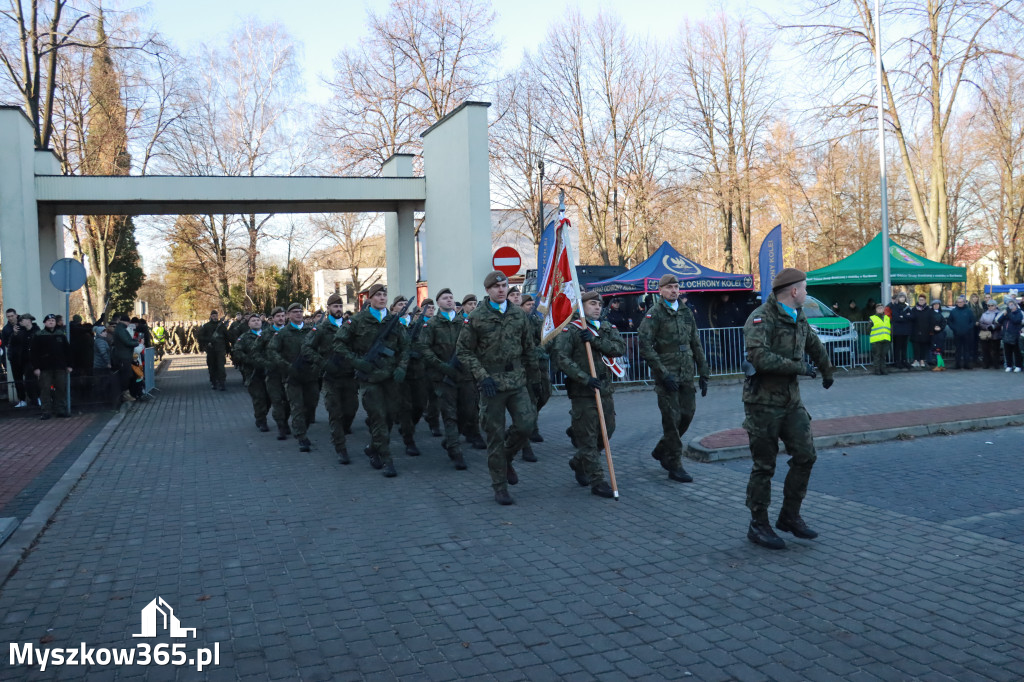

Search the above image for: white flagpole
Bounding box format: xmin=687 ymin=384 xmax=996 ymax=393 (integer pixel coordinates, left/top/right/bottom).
xmin=875 ymin=0 xmax=892 ymax=305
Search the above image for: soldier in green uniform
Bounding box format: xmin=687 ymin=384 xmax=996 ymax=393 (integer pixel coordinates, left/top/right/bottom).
xmin=553 ymin=291 xmax=625 ymax=498
xmin=456 ymin=271 xmax=539 ymax=506
xmin=742 ymin=268 xmax=835 ymax=550
xmin=266 ymin=303 xmax=318 ymax=452
xmin=521 ymin=294 xmax=551 ymax=446
xmin=418 ymin=287 xmax=471 ymax=470
xmin=507 ymin=286 xmax=538 ymax=463
xmin=302 ymin=293 xmax=357 ymax=464
xmin=332 ymin=283 xmax=409 ymax=477
xmin=415 ymin=298 xmax=443 ymax=438
xmin=260 ymin=307 xmax=291 ymax=440
xmin=457 ymin=294 xmax=487 ymax=449
xmin=198 ymin=310 xmax=230 ymax=390
xmin=232 ymin=313 xmax=271 ymax=432
xmin=227 ymin=312 xmax=247 ymax=344
xmin=638 ymin=274 xmax=711 ymax=483
xmin=390 ymin=295 xmax=425 ymax=457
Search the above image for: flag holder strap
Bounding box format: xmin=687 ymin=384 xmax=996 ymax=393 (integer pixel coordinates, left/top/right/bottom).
xmin=583 ymin=335 xmax=619 ymax=500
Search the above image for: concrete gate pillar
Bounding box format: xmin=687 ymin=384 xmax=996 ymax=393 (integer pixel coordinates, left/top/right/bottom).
xmin=421 ymin=102 xmax=492 ymax=300
xmin=35 ymin=150 xmax=65 ymax=316
xmin=0 ymin=108 xmax=45 ymax=316
xmin=382 ymin=154 xmax=417 ymax=299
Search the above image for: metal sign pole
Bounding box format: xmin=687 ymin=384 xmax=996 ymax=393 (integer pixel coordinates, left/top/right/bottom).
xmin=65 ymin=291 xmax=71 ymax=413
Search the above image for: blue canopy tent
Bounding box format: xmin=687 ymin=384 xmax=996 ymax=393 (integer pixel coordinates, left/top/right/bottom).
xmin=587 ymin=241 xmax=754 ymax=295
xmin=983 ymin=284 xmax=1024 ymax=295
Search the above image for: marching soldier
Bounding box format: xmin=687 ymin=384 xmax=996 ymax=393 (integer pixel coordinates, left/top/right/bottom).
xmin=227 ymin=312 xmax=247 ymax=344
xmin=457 ymin=294 xmax=486 ymax=450
xmin=521 ymin=294 xmax=551 ymax=446
xmin=507 ymin=286 xmax=537 ymax=463
xmin=260 ymin=307 xmax=291 ymax=440
xmin=456 ymin=271 xmax=539 ymax=506
xmin=232 ymin=313 xmax=271 ymax=432
xmin=415 ymin=298 xmax=442 ymax=438
xmin=553 ymin=291 xmax=625 ymax=498
xmin=198 ymin=310 xmax=230 ymax=390
xmin=332 ymin=284 xmax=409 ymax=477
xmin=302 ymin=293 xmax=357 ymax=464
xmin=742 ymin=268 xmax=835 ymax=550
xmin=391 ymin=295 xmax=425 ymax=457
xmin=418 ymin=288 xmax=471 ymax=470
xmin=638 ymin=274 xmax=710 ymax=483
xmin=266 ymin=303 xmax=318 ymax=453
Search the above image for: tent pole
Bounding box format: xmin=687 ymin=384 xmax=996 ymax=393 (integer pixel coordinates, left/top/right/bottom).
xmin=875 ymin=0 xmax=892 ymax=305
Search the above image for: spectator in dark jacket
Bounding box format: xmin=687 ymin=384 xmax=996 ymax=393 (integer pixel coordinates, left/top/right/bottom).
xmin=31 ymin=314 xmax=72 ymax=419
xmin=977 ymin=301 xmax=1002 ymax=368
xmin=14 ymin=314 xmax=41 ymax=405
xmin=111 ymin=314 xmax=139 ymax=402
xmin=908 ymin=294 xmax=932 ymax=367
xmin=928 ymin=300 xmax=947 ymax=367
xmin=947 ymin=295 xmax=976 ymax=369
xmin=889 ymin=292 xmax=913 ymax=369
xmin=3 ymin=308 xmax=27 ymax=404
xmin=1000 ymin=300 xmax=1023 ymax=372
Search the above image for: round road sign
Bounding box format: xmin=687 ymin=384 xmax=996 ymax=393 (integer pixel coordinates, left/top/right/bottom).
xmin=492 ymin=246 xmax=522 ymax=277
xmin=49 ymin=258 xmax=87 ymax=293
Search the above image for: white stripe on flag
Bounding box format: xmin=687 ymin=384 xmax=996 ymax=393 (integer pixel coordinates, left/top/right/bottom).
xmin=493 ymin=257 xmax=520 ymax=266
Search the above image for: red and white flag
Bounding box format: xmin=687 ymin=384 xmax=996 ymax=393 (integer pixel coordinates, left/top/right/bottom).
xmin=537 ymin=216 xmax=582 ymax=346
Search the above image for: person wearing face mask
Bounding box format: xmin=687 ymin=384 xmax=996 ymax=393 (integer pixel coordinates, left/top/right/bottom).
xmin=889 ymin=292 xmax=913 ymax=370
xmin=267 ymin=303 xmax=319 ymax=452
xmin=259 ymin=306 xmax=291 ymax=439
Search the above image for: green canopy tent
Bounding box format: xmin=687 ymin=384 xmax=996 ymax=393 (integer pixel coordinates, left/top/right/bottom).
xmin=807 ymin=234 xmax=966 ymax=317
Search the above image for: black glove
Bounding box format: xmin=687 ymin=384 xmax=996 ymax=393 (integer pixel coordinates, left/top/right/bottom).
xmin=351 ymin=358 xmax=374 ymax=374
xmin=586 ymin=376 xmax=603 ymax=391
xmin=662 ymin=374 xmax=680 ymax=392
xmin=699 ymin=376 xmax=708 ymax=397
xmin=803 ymin=362 xmax=817 ymax=379
xmin=451 ymin=356 xmax=463 ymax=370
xmin=578 ymin=326 xmax=593 ymax=343
xmin=822 ymin=377 xmax=834 ymax=389
xmin=478 ymin=376 xmax=498 ymax=398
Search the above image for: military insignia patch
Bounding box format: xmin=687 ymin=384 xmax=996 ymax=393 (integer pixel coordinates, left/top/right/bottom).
xmin=752 ymin=317 xmax=762 ymax=324
xmin=645 ymin=314 xmax=652 ymax=318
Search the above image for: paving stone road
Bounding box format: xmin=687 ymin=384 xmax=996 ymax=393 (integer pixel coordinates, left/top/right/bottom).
xmin=0 ymin=357 xmax=1022 ymax=681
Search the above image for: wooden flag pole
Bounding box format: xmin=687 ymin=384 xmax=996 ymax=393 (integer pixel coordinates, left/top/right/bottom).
xmin=583 ymin=333 xmax=619 ymax=500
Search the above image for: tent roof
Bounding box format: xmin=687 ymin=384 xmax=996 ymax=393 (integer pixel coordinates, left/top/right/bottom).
xmin=588 ymin=241 xmax=754 ymax=294
xmin=806 ymin=234 xmax=966 ymax=285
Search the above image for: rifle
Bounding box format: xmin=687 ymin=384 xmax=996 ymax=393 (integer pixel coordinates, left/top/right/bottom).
xmin=407 ymin=308 xmax=427 ymax=359
xmin=441 ymin=346 xmax=463 ymax=387
xmin=354 ymin=297 xmax=412 ymax=381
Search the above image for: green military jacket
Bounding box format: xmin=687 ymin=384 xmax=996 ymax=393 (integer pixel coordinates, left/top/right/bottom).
xmin=301 ymin=315 xmax=351 ymax=381
xmin=418 ymin=311 xmax=472 ymax=383
xmin=257 ymin=325 xmax=284 ymax=376
xmin=456 ymin=297 xmax=539 ymax=392
xmin=198 ymin=320 xmax=230 ymax=353
xmin=638 ymin=299 xmax=710 ymax=386
xmin=742 ymin=292 xmax=834 ymax=407
xmin=232 ymin=329 xmax=264 ymax=382
xmin=553 ymin=320 xmax=625 ymax=399
xmin=227 ymin=318 xmax=247 ymax=344
xmin=331 ymin=307 xmax=409 ymax=384
xmin=401 ymin=314 xmax=428 ymax=380
xmin=266 ymin=323 xmax=314 ymax=380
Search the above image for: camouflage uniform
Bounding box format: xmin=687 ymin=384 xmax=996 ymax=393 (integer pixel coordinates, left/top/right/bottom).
xmin=638 ymin=299 xmax=710 ymax=469
xmin=302 ymin=315 xmax=358 ymax=455
xmin=526 ymin=313 xmax=552 ymax=414
xmin=232 ymin=328 xmax=270 ymax=426
xmin=742 ymin=292 xmax=833 ymax=517
xmin=553 ymin=320 xmax=625 ymax=487
xmin=456 ymin=298 xmax=538 ymax=493
xmin=259 ymin=325 xmax=291 ymax=433
xmin=198 ymin=319 xmax=230 ymax=388
xmin=419 ymin=311 xmax=476 ymax=465
xmin=396 ymin=317 xmax=430 ymax=451
xmin=266 ymin=323 xmax=318 ymax=442
xmin=332 ymin=308 xmax=409 ymax=465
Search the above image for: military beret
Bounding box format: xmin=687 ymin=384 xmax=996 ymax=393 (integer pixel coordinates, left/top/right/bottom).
xmin=461 ymin=294 xmax=478 ymax=306
xmin=18 ymin=313 xmax=34 ymax=321
xmin=483 ymin=270 xmax=508 ymax=289
xmin=211 ymin=309 xmax=218 ymax=315
xmin=771 ymin=267 xmax=806 ymax=292
xmin=248 ymin=312 xmax=261 ymax=321
xmin=43 ymin=313 xmax=57 ymax=322
xmin=391 ymin=294 xmax=408 ymax=306
xmin=366 ymin=283 xmax=386 ymax=299
xmin=326 ymin=293 xmax=343 ymax=306
xmin=521 ymin=294 xmax=533 ymax=304
xmin=435 ymin=287 xmax=453 ymax=300
xmin=659 ymin=274 xmax=679 ymax=287
xmin=509 ymin=285 xmax=520 ymax=294
xmin=581 ymin=291 xmax=601 ymax=303
xmin=287 ymin=302 xmax=303 ymax=312
xmin=420 ymin=298 xmax=434 ymax=307
xmin=270 ymin=306 xmax=286 ymax=316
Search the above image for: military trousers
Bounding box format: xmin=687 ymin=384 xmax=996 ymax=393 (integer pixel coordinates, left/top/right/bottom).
xmin=568 ymin=393 xmax=615 ymax=485
xmin=436 ymin=379 xmax=477 ymax=455
xmin=742 ymin=402 xmax=817 ymax=516
xmin=652 ymin=386 xmax=696 ymax=469
xmin=322 ymin=379 xmax=357 ymax=451
xmin=205 ymin=349 xmax=226 ymax=384
xmin=245 ymin=369 xmax=270 ymax=421
xmin=285 ymin=377 xmax=319 ymax=440
xmin=397 ymin=375 xmax=430 ymax=442
xmin=265 ymin=372 xmax=291 ymax=427
xmin=362 ymin=381 xmax=395 ymax=464
xmin=870 ymin=341 xmax=890 ymax=373
xmin=38 ymin=369 xmax=69 ymax=416
xmin=479 ymin=387 xmax=537 ymax=491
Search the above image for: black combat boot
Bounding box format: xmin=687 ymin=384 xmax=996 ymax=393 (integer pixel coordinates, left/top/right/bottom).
xmin=748 ymin=513 xmax=786 ymax=550
xmin=668 ymin=466 xmax=694 ymax=483
xmin=429 ymin=423 xmax=443 ymax=438
xmin=494 ymin=489 xmax=515 ymax=505
xmin=276 ymin=424 xmax=288 ymax=441
xmin=529 ymin=427 xmax=544 ymax=443
xmin=404 ymin=439 xmax=421 ymax=456
xmin=521 ymin=443 xmax=537 ymax=463
xmin=256 ymin=419 xmax=270 ymax=433
xmin=365 ymin=445 xmax=383 ymax=470
xmin=383 ymin=461 xmax=397 ymax=477
xmin=298 ymin=437 xmax=311 ymax=453
xmin=469 ymin=434 xmax=487 ymax=450
xmin=776 ymin=509 xmax=818 ymax=539
xmin=336 ymin=445 xmax=350 ymax=465
xmin=451 ymin=450 xmax=467 ymax=470
xmin=506 ymin=464 xmax=519 ymax=486
xmin=568 ymin=459 xmax=589 ymax=487
xmin=591 ymin=481 xmax=614 ymax=499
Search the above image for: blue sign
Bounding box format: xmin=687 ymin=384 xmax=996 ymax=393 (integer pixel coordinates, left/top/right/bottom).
xmin=758 ymin=225 xmax=783 ymax=301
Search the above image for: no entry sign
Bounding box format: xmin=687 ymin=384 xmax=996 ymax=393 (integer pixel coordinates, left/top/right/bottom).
xmin=492 ymin=246 xmax=521 ymax=277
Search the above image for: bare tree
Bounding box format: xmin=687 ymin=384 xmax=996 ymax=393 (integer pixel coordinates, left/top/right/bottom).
xmin=309 ymin=213 xmax=385 ymax=295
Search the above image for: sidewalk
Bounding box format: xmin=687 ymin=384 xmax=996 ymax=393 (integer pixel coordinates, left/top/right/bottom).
xmin=0 ymin=357 xmax=1021 ymax=680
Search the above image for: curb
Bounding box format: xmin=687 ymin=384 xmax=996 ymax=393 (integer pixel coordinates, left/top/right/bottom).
xmin=0 ymin=408 xmax=126 ymax=586
xmin=685 ymin=414 xmax=1024 ymax=463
